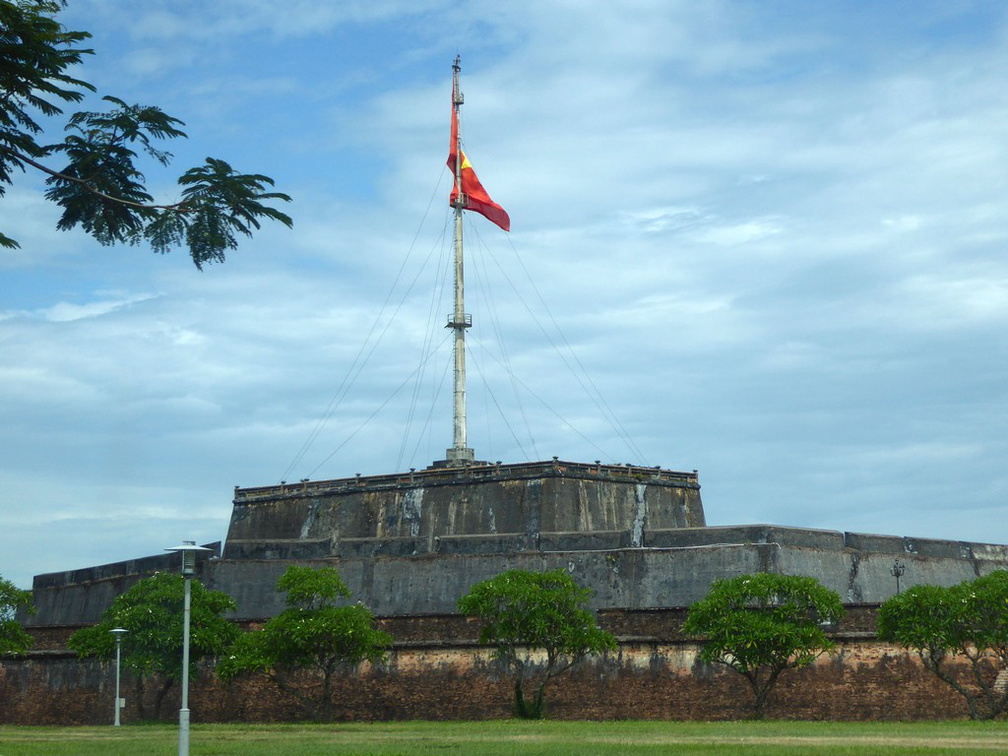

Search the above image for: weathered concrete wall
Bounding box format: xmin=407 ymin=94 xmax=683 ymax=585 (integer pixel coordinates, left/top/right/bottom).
xmin=25 ymin=544 xmax=219 ymax=627
xmin=26 ymin=527 xmax=1008 ymax=625
xmin=0 ymin=610 xmax=988 ymax=724
xmin=647 ymin=525 xmax=1008 ymax=603
xmin=223 ymin=460 xmax=704 ymax=560
xmin=206 ymin=530 xmax=1008 ymax=620
xmin=28 ymin=457 xmax=1008 ymax=627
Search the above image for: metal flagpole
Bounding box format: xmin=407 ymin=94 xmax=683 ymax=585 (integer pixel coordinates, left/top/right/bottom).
xmin=446 ymin=55 xmax=474 ymax=465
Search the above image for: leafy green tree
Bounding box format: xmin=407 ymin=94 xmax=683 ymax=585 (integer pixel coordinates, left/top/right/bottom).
xmin=878 ymin=570 xmax=1008 ymax=720
xmin=68 ymin=572 xmax=238 ymax=719
xmin=684 ymin=572 xmax=844 ymax=719
xmin=0 ymin=575 xmax=35 ymax=655
xmin=217 ymin=565 xmax=392 ymax=722
xmin=0 ymin=0 xmax=292 ymax=267
xmin=457 ymin=568 xmax=616 ymax=719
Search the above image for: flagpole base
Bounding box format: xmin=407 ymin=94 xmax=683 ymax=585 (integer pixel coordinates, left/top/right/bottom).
xmin=444 ymin=447 xmax=475 ymax=463
xmin=431 ymin=448 xmax=478 ymax=468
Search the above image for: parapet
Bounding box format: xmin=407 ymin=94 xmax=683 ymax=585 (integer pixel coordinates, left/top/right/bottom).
xmin=25 ymin=543 xmax=220 ymax=627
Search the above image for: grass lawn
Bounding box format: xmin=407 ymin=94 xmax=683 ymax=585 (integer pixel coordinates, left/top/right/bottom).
xmin=2 ymin=720 xmax=1008 ymax=755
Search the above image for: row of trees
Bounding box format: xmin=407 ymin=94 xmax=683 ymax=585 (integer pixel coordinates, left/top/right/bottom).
xmin=62 ymin=566 xmax=388 ymax=721
xmin=5 ymin=567 xmax=1008 ymax=720
xmin=0 ymin=567 xmax=860 ymax=720
xmin=64 ymin=566 xmax=612 ymax=721
xmin=689 ymin=570 xmax=1008 ymax=720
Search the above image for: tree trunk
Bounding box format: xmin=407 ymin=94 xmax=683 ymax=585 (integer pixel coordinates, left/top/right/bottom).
xmin=319 ymin=668 xmax=334 ymax=723
xmin=152 ymin=676 xmax=174 ymax=721
xmin=514 ymin=678 xmax=531 ymax=718
xmin=746 ymin=666 xmax=783 ymax=720
xmin=513 ymin=677 xmax=546 ymax=719
xmin=530 ymin=681 xmax=547 ymax=719
xmin=927 ymin=656 xmax=980 ymax=720
xmin=134 ymin=677 xmax=147 ymax=721
xmin=751 ymin=685 xmax=769 ymax=720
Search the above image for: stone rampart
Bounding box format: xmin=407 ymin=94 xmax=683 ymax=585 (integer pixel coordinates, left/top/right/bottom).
xmin=24 ymin=544 xmax=219 ymax=627
xmin=28 ymin=457 xmax=1008 ymax=627
xmin=0 ymin=607 xmax=986 ymax=724
xmin=25 ymin=527 xmax=1008 ymax=625
xmin=223 ymin=459 xmax=704 ymax=561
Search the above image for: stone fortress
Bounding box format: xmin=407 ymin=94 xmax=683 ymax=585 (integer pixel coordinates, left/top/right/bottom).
xmin=26 ymin=456 xmax=1008 ymax=627
xmin=14 ymin=454 xmax=1008 ymax=724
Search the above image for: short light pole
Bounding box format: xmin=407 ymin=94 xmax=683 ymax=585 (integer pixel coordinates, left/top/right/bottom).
xmin=165 ymin=541 xmax=212 ymax=756
xmin=891 ymin=559 xmax=906 ymax=594
xmin=110 ymin=627 xmax=127 ymax=726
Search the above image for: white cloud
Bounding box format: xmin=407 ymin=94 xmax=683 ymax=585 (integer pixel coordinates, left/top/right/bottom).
xmin=894 ymin=273 xmax=1008 ymax=329
xmin=34 ymin=293 xmax=158 ymax=322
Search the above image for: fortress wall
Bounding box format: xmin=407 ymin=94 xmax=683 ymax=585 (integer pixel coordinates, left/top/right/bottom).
xmin=26 ymin=530 xmax=1008 ymax=625
xmin=206 ymin=544 xmax=780 ymax=620
xmin=782 ymin=548 xmax=991 ymax=604
xmin=28 ymin=459 xmax=1008 ymax=630
xmin=224 ymin=461 xmax=704 ymax=560
xmin=0 ymin=617 xmax=980 ymax=724
xmin=25 ymin=544 xmax=220 ymax=628
xmin=210 ymin=538 xmax=1008 ymax=620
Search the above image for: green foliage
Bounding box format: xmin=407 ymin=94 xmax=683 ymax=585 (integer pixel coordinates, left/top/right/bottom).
xmin=457 ymin=568 xmax=616 ymax=719
xmin=877 ymin=583 xmax=957 ymax=657
xmin=275 ymin=563 xmax=352 ymax=609
xmin=878 ymin=570 xmax=1008 ymax=720
xmin=68 ymin=572 xmax=238 ymax=719
xmin=0 ymin=0 xmax=291 ymax=265
xmin=218 ymin=565 xmax=391 ymax=722
xmin=0 ymin=0 xmax=92 ymax=224
xmin=0 ymin=575 xmax=35 ymax=655
xmin=684 ymin=572 xmax=844 ymax=718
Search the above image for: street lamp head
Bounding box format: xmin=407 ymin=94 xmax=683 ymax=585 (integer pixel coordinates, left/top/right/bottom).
xmin=110 ymin=627 xmax=128 ymax=638
xmin=165 ymin=541 xmax=213 ymax=577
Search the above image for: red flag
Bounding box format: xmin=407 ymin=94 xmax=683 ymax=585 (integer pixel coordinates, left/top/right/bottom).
xmin=448 ymin=105 xmax=510 ymax=232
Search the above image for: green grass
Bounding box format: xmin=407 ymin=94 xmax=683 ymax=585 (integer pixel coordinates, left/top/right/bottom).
xmin=2 ymin=720 xmax=1008 ymax=756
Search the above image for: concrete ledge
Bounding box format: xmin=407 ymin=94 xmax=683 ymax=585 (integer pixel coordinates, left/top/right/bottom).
xmin=340 ymin=537 xmax=428 ymax=558
xmin=234 ymin=459 xmax=701 ymax=503
xmin=540 ymin=530 xmax=633 ymax=551
xmin=435 ymin=533 xmax=532 ymax=555
xmin=973 ymin=542 xmax=1008 ymax=560
xmin=223 ymin=539 xmax=329 ymax=560
xmin=647 ymin=525 xmax=844 ymax=551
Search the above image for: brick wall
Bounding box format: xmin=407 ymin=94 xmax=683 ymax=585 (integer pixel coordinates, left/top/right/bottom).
xmin=0 ymin=608 xmax=979 ymax=724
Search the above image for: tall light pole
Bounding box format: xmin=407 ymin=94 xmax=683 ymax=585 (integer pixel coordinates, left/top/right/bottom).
xmin=891 ymin=559 xmax=906 ymax=594
xmin=165 ymin=541 xmax=212 ymax=756
xmin=110 ymin=627 xmax=127 ymax=726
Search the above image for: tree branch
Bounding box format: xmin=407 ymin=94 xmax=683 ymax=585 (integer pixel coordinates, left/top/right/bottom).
xmin=2 ymin=145 xmax=191 ymax=212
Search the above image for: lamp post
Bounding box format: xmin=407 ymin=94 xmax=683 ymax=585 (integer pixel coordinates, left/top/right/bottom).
xmin=110 ymin=627 xmax=127 ymax=726
xmin=165 ymin=541 xmax=212 ymax=756
xmin=891 ymin=559 xmax=906 ymax=594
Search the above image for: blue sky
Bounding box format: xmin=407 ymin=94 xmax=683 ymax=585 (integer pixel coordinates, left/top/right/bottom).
xmin=3 ymin=1 xmax=1007 ymax=589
